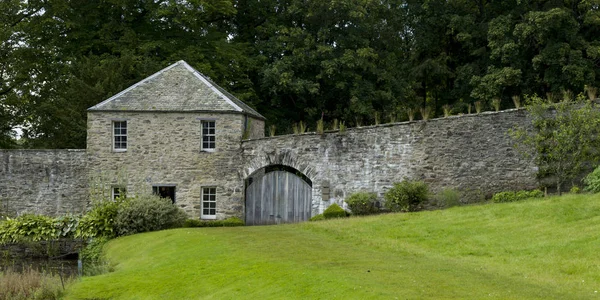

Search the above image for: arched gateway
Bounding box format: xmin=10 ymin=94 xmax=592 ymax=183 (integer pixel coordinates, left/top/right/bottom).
xmin=245 ymin=166 xmax=312 ymax=225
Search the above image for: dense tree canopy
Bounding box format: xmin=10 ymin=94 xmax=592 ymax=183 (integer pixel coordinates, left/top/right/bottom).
xmin=1 ymin=0 xmax=599 ymax=148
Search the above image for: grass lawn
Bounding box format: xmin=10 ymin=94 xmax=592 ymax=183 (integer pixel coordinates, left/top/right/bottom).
xmin=65 ymin=194 xmax=600 ymax=299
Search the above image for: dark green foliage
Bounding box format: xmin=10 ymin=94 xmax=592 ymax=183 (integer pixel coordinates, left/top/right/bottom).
xmin=309 ymin=214 xmax=325 ymax=222
xmin=114 ymin=194 xmax=187 ymax=236
xmin=492 ymin=190 xmax=544 ymax=203
xmin=323 ymin=203 xmax=347 ymax=219
xmin=384 ymin=180 xmax=429 ymax=212
xmin=584 ymin=166 xmax=600 ymax=193
xmin=344 ymin=192 xmax=379 ymax=215
xmin=183 ymin=217 xmax=245 ymax=228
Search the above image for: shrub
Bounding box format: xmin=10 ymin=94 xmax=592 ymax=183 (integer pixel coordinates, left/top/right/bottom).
xmin=309 ymin=214 xmax=325 ymax=222
xmin=384 ymin=180 xmax=428 ymax=212
xmin=570 ymin=186 xmax=581 ymax=194
xmin=323 ymin=203 xmax=346 ymax=219
xmin=0 ymin=214 xmax=63 ymax=244
xmin=344 ymin=192 xmax=379 ymax=215
xmin=436 ymin=188 xmax=461 ymax=208
xmin=76 ymin=199 xmax=122 ymax=239
xmin=183 ymin=217 xmax=245 ymax=228
xmin=492 ymin=190 xmax=544 ymax=203
xmin=584 ymin=166 xmax=600 ymax=193
xmin=114 ymin=194 xmax=187 ymax=236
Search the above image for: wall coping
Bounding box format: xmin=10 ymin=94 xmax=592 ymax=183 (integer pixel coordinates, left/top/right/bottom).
xmin=242 ymin=108 xmax=526 ymax=143
xmin=0 ymin=149 xmax=86 ymax=152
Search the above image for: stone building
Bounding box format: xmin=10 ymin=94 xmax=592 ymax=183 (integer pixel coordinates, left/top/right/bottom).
xmin=87 ymin=60 xmax=265 ymax=220
xmin=0 ymin=60 xmax=539 ymax=224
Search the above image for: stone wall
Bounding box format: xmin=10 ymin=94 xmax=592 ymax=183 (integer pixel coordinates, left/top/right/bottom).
xmin=242 ymin=109 xmax=538 ymax=214
xmin=0 ymin=150 xmax=88 ymax=216
xmin=87 ymin=111 xmax=247 ymax=219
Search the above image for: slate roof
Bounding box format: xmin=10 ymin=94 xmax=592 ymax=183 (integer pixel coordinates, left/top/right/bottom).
xmin=88 ymin=60 xmax=265 ymax=120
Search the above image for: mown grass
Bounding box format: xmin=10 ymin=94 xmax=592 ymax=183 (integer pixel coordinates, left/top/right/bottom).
xmin=65 ymin=194 xmax=600 ymax=299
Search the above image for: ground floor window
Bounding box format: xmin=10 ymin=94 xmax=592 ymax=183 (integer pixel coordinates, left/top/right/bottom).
xmin=153 ymin=186 xmax=176 ymax=203
xmin=201 ymin=187 xmax=216 ymax=219
xmin=112 ymin=186 xmax=126 ymax=200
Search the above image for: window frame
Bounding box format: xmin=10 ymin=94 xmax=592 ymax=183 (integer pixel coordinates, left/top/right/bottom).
xmin=201 ymin=120 xmax=216 ymax=152
xmin=201 ymin=187 xmax=217 ymax=220
xmin=112 ymin=120 xmax=128 ymax=152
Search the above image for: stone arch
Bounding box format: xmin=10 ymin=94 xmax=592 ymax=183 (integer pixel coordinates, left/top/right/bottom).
xmin=242 ymin=150 xmax=317 ymax=182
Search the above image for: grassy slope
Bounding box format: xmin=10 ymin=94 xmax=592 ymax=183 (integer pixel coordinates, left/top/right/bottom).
xmin=66 ymin=194 xmax=600 ymax=299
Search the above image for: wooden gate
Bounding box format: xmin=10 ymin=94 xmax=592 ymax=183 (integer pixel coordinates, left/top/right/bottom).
xmin=245 ymin=171 xmax=312 ymax=225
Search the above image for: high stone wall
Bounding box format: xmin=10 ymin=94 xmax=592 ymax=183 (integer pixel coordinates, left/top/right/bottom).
xmin=242 ymin=109 xmax=538 ymax=214
xmin=0 ymin=150 xmax=88 ymax=216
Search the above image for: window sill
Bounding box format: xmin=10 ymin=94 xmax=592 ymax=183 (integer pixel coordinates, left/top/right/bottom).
xmin=113 ymin=149 xmax=127 ymax=153
xmin=200 ymin=149 xmax=216 ymax=153
xmin=201 ymin=216 xmax=216 ymax=220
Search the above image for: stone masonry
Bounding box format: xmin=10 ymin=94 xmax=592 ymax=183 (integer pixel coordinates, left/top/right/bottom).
xmin=0 ymin=150 xmax=88 ymax=216
xmin=242 ymin=109 xmax=538 ymax=214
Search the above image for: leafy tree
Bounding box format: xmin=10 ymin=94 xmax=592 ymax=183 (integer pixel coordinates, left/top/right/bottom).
xmin=510 ymin=95 xmax=600 ymax=195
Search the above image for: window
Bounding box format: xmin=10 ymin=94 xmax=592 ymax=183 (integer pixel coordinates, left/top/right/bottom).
xmin=201 ymin=121 xmax=215 ymax=151
xmin=201 ymin=187 xmax=216 ymax=219
xmin=112 ymin=186 xmax=126 ymax=200
xmin=113 ymin=121 xmax=127 ymax=151
xmin=153 ymin=186 xmax=176 ymax=204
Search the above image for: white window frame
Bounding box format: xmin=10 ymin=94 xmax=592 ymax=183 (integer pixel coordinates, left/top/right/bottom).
xmin=201 ymin=187 xmax=217 ymax=220
xmin=201 ymin=120 xmax=215 ymax=152
xmin=113 ymin=121 xmax=127 ymax=152
xmin=112 ymin=186 xmax=126 ymax=200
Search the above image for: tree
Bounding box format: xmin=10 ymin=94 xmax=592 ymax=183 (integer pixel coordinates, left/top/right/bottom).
xmin=510 ymin=95 xmax=600 ymax=195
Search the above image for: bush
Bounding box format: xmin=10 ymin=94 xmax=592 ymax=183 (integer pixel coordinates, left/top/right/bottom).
xmin=76 ymin=199 xmax=121 ymax=239
xmin=309 ymin=214 xmax=325 ymax=222
xmin=344 ymin=192 xmax=379 ymax=215
xmin=183 ymin=217 xmax=245 ymax=228
xmin=323 ymin=203 xmax=346 ymax=219
xmin=114 ymin=194 xmax=187 ymax=236
xmin=0 ymin=214 xmax=78 ymax=244
xmin=436 ymin=188 xmax=461 ymax=208
xmin=492 ymin=189 xmax=544 ymax=203
xmin=584 ymin=166 xmax=600 ymax=193
xmin=384 ymin=180 xmax=428 ymax=212
xmin=570 ymin=186 xmax=581 ymax=194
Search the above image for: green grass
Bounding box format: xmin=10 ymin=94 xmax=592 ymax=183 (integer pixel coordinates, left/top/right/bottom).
xmin=65 ymin=194 xmax=600 ymax=299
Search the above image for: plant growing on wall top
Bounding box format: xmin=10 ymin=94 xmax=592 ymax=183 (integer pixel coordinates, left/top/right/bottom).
xmin=509 ymin=94 xmax=600 ymax=195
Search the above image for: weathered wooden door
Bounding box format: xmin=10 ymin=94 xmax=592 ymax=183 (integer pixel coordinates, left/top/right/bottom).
xmin=245 ymin=171 xmax=312 ymax=225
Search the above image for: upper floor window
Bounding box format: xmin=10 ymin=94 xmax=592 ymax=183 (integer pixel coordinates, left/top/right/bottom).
xmin=113 ymin=121 xmax=127 ymax=151
xmin=202 ymin=121 xmax=215 ymax=151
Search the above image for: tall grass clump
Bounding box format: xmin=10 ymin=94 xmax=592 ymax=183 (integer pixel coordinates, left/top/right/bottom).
xmin=0 ymin=268 xmax=70 ymax=300
xmin=474 ymin=101 xmax=483 ymax=113
xmin=442 ymin=104 xmax=451 ymax=117
xmin=492 ymin=98 xmax=501 ymax=111
xmin=420 ymin=107 xmax=430 ymax=121
xmin=512 ymin=95 xmax=521 ymax=108
xmin=269 ymin=125 xmax=276 ymax=137
xmin=562 ymin=89 xmax=574 ymax=102
xmin=331 ymin=119 xmax=339 ymax=131
xmin=435 ymin=188 xmax=461 ymax=208
xmin=338 ymin=121 xmax=346 ymax=134
xmin=384 ymin=180 xmax=428 ymax=212
xmin=316 ymin=118 xmax=324 ymax=134
xmin=585 ymin=85 xmax=597 ymax=100
xmin=344 ymin=192 xmax=379 ymax=215
xmin=407 ymin=108 xmax=415 ymax=121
